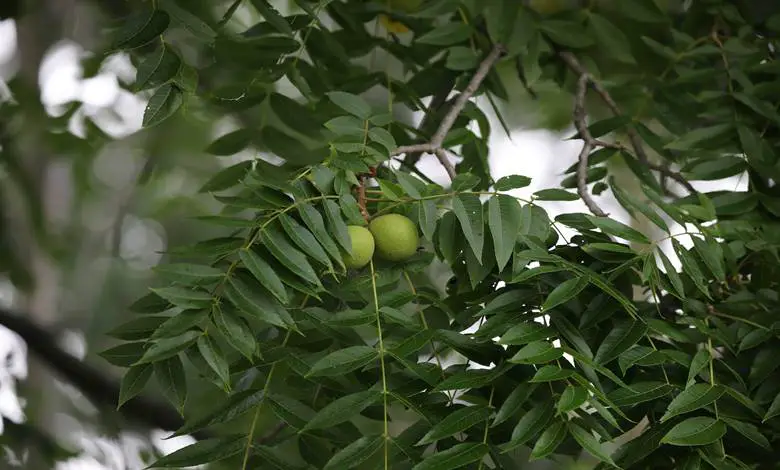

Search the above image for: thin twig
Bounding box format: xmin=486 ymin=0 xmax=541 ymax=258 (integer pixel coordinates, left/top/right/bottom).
xmin=358 ymin=175 xmax=369 ymax=222
xmin=218 ymin=0 xmax=244 ymax=28
xmin=430 ymin=46 xmax=504 ymax=147
xmin=390 ymin=44 xmax=505 ymax=181
xmin=646 ymin=161 xmax=696 ymax=193
xmin=559 ymin=51 xmax=696 ymax=195
xmin=572 ymin=73 xmax=608 ymax=217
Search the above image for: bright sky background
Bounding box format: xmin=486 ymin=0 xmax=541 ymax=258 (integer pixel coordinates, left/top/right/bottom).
xmin=0 ymin=7 xmax=747 ymax=469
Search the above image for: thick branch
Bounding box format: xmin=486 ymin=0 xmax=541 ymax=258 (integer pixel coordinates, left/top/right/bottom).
xmin=559 ymin=51 xmax=696 ymax=195
xmin=391 ymin=143 xmax=434 ymax=157
xmin=390 ymin=44 xmax=505 ymax=181
xmin=0 ymin=308 xmax=212 ymax=441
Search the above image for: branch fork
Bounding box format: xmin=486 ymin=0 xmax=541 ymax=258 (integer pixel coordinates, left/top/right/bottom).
xmin=572 ymin=72 xmax=609 ymax=217
xmin=560 ymin=51 xmax=695 ymax=218
xmin=390 ymin=44 xmax=506 ymax=181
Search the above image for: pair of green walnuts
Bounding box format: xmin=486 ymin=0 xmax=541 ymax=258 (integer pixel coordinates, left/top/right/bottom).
xmin=343 ymin=214 xmax=419 ymax=269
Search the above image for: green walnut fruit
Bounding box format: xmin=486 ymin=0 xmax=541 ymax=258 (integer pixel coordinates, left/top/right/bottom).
xmin=369 ymin=214 xmax=419 ymax=262
xmin=343 ymin=225 xmax=375 ymax=269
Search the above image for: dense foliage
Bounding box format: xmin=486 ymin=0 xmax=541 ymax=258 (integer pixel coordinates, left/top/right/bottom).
xmin=8 ymin=0 xmax=780 ymax=468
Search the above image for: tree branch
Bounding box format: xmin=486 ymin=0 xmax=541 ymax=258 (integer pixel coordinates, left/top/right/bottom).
xmin=559 ymin=51 xmax=696 ymax=195
xmin=0 ymin=308 xmax=212 ymax=441
xmin=390 ymin=44 xmax=506 ymax=180
xmin=572 ymin=73 xmax=608 ymax=217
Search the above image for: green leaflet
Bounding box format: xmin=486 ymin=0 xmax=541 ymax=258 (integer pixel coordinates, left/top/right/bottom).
xmin=661 ymin=417 xmax=726 ymax=446
xmin=661 ymin=384 xmax=725 ymax=422
xmin=452 ymin=193 xmax=485 ymax=260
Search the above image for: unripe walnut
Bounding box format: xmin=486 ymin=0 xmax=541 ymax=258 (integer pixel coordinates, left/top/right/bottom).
xmin=343 ymin=225 xmax=375 ymax=269
xmin=369 ymin=214 xmax=419 ymax=262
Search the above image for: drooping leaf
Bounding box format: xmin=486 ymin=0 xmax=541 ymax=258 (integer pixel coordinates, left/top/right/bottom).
xmin=557 ymin=386 xmax=589 ymax=415
xmin=661 ymin=417 xmax=726 ymax=446
xmin=501 ymin=402 xmax=554 ymax=451
xmin=587 ymin=215 xmax=650 ymax=244
xmin=118 ymin=363 xmax=153 ymax=408
xmin=411 ymin=443 xmax=488 ymax=470
xmin=306 ymin=346 xmax=378 ymax=377
xmin=687 ymin=349 xmax=710 ymax=386
xmin=267 ymin=394 xmax=316 ymax=430
xmin=107 ymin=316 xmax=168 ymax=341
xmin=148 ymin=437 xmax=247 ymax=467
xmin=492 ymin=383 xmax=537 ymax=427
xmin=212 ymin=305 xmax=257 ymax=360
xmin=509 ymin=341 xmax=563 ymax=364
xmin=322 ymin=199 xmax=352 ymax=253
xmin=205 ymin=129 xmax=252 ymax=156
xmin=298 ymin=202 xmax=345 ymax=269
xmin=569 ymin=422 xmax=616 ymax=466
xmin=500 ymin=322 xmax=554 ymax=345
xmin=323 ymin=435 xmax=384 ymax=470
xmin=657 ymin=248 xmax=685 ymax=299
xmin=134 ymin=43 xmax=181 ymax=91
xmin=112 ymin=8 xmax=170 ymax=50
xmin=722 ymin=417 xmax=770 ymax=450
xmin=158 ymin=0 xmax=215 ymax=41
xmin=143 ymin=84 xmax=183 ymax=127
xmin=529 ymin=365 xmax=574 ymax=383
xmin=239 ymin=249 xmax=289 ymax=304
xmin=279 ymin=214 xmax=334 ymax=271
xmin=154 ymin=356 xmax=187 ymax=413
xmin=529 ymin=419 xmax=567 ymax=460
xmin=416 ymin=23 xmax=473 ymax=46
xmin=196 ymin=335 xmax=230 ymax=388
xmin=199 ymin=160 xmax=253 ymax=192
xmin=764 ymin=393 xmax=780 ymax=422
xmin=100 ymin=342 xmax=147 ymax=367
xmin=661 ymin=384 xmax=725 ymax=422
xmin=418 ymin=406 xmax=491 ymax=445
xmin=452 ymin=194 xmax=484 ymax=260
xmin=249 ymin=0 xmax=294 ymax=35
xmin=587 ymin=13 xmax=634 ymax=64
xmin=542 ymin=276 xmax=589 ymax=311
xmin=136 ymin=331 xmax=200 ymax=364
xmin=594 ymin=320 xmax=648 ymax=365
xmin=260 ymin=225 xmax=322 ymax=287
xmin=304 ymin=390 xmax=382 ymax=431
xmin=150 ymin=286 xmax=212 ymax=309
xmin=488 ymin=194 xmax=522 ymax=270
xmin=327 ymin=91 xmax=372 ymax=120
xmin=224 ymin=276 xmax=287 ymax=328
